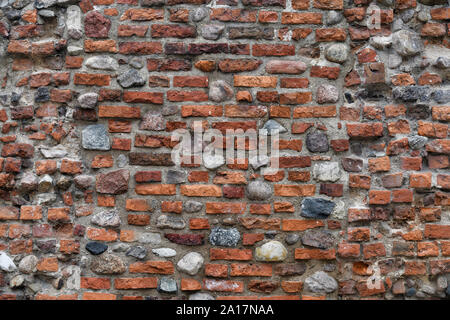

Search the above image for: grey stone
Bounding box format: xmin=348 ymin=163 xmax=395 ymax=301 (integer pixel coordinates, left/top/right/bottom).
xmin=316 ymin=84 xmax=339 ymax=104
xmin=156 ymin=215 xmax=186 ymax=230
xmin=38 ymin=175 xmax=53 ymax=192
xmin=112 ymin=243 xmax=129 ymax=252
xmin=85 ymin=56 xmax=118 ymax=71
xmin=325 ymin=11 xmax=343 ymax=25
xmin=35 ymin=0 xmax=57 ymax=9
xmin=433 ymin=90 xmax=450 ymax=104
xmin=189 ymin=293 xmax=214 ymax=300
xmin=370 ymin=35 xmax=392 ymax=50
xmin=152 ymin=248 xmax=176 ymax=258
xmin=139 ymin=232 xmax=161 ymax=245
xmin=184 ymin=201 xmax=203 ymax=213
xmin=74 ymin=175 xmax=95 ymax=189
xmin=203 ymin=153 xmax=225 ymax=170
xmin=247 ymin=180 xmax=272 ymax=200
xmin=91 ymin=209 xmax=121 ymax=228
xmin=126 ymin=246 xmax=148 ymax=260
xmin=437 ymin=276 xmax=447 ymax=290
xmin=301 ymin=198 xmax=335 ymax=219
xmin=209 ymin=227 xmax=240 ymax=247
xmin=417 ymin=9 xmax=431 ymax=22
xmin=162 ymin=105 xmax=178 ymax=116
xmin=392 ymin=30 xmax=423 ymax=57
xmin=117 ymin=69 xmax=146 ymax=88
xmin=262 ymin=120 xmax=287 ymax=135
xmin=434 ymin=57 xmax=450 ymax=69
xmin=140 ymin=111 xmax=165 ymax=131
xmin=177 ymin=252 xmax=204 ymax=275
xmin=313 ymin=162 xmax=341 ymax=182
xmin=67 ymin=45 xmax=83 ymax=56
xmin=306 ymin=131 xmax=329 ymax=153
xmin=302 ymin=230 xmax=335 ymax=249
xmin=408 ymin=135 xmax=428 ymax=150
xmin=38 ymin=9 xmax=54 ymax=17
xmin=201 ymin=24 xmax=225 ymax=40
xmin=422 ymin=285 xmax=435 ymax=295
xmin=325 ymin=43 xmax=349 ymax=64
xmin=78 ymin=92 xmax=98 ymax=109
xmin=393 ymin=86 xmax=430 ymax=102
xmin=129 ymin=57 xmax=144 ymax=69
xmin=10 ymin=275 xmax=24 ymax=288
xmin=192 ymin=7 xmax=208 ymax=22
xmin=35 ymin=87 xmax=49 ymax=102
xmin=90 ymin=254 xmax=126 ymax=275
xmin=82 ymin=124 xmax=110 ymax=151
xmin=285 ymin=234 xmax=299 ymax=245
xmin=18 ymin=172 xmax=38 ymax=192
xmin=18 ymin=255 xmax=38 ymax=274
xmin=158 ymin=277 xmax=177 ymax=293
xmin=86 ymin=242 xmax=108 ymax=255
xmin=209 ymin=80 xmax=233 ymax=102
xmin=401 ymin=9 xmax=415 ymax=22
xmin=117 ymin=154 xmax=128 ymax=168
xmin=39 ymin=146 xmax=67 ymax=158
xmin=166 ymin=170 xmax=187 ymax=184
xmin=305 ymin=271 xmax=338 ymax=293
xmin=66 ymin=5 xmax=82 ymax=39
xmin=342 ymin=158 xmax=363 ymax=172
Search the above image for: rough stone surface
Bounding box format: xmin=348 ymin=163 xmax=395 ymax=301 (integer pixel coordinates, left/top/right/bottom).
xmin=306 ymin=131 xmax=329 ymax=153
xmin=255 ymin=241 xmax=288 ymax=262
xmin=91 ymin=209 xmax=121 ymax=228
xmin=305 ymin=271 xmax=338 ymax=293
xmin=96 ymin=169 xmax=130 ymax=194
xmin=209 ymin=227 xmax=240 ymax=247
xmin=90 ymin=254 xmax=126 ymax=275
xmin=209 ymin=80 xmax=233 ymax=102
xmin=86 ymin=242 xmax=108 ymax=255
xmin=82 ymin=124 xmax=110 ymax=151
xmin=313 ymin=162 xmax=341 ymax=182
xmin=247 ymin=180 xmax=272 ymax=200
xmin=301 ymin=230 xmax=335 ymax=249
xmin=301 ymin=198 xmax=336 ymax=219
xmin=117 ymin=69 xmax=146 ymax=88
xmin=177 ymin=252 xmax=204 ymax=275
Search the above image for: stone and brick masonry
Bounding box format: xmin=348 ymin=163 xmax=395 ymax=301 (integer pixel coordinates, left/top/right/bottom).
xmin=0 ymin=0 xmax=448 ymax=301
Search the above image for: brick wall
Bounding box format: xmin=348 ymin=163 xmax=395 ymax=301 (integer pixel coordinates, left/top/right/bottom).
xmin=0 ymin=0 xmax=449 ymax=300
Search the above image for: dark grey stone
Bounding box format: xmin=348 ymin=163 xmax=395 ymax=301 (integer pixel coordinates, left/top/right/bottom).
xmin=209 ymin=227 xmax=240 ymax=247
xmin=301 ymin=198 xmax=335 ymax=219
xmin=86 ymin=242 xmax=107 ymax=255
xmin=166 ymin=170 xmax=187 ymax=184
xmin=433 ymin=90 xmax=450 ymax=104
xmin=285 ymin=234 xmax=299 ymax=245
xmin=82 ymin=124 xmax=110 ymax=151
xmin=406 ymin=287 xmax=416 ymax=297
xmin=35 ymin=87 xmax=50 ymax=102
xmin=306 ymin=131 xmax=329 ymax=153
xmin=117 ymin=69 xmax=146 ymax=88
xmin=393 ymin=86 xmax=430 ymax=102
xmin=301 ymin=230 xmax=335 ymax=249
xmin=341 ymin=158 xmax=363 ymax=172
xmin=408 ymin=135 xmax=428 ymax=150
xmin=126 ymin=246 xmax=148 ymax=260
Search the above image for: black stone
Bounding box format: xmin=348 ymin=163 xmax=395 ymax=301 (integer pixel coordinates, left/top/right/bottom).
xmin=35 ymin=87 xmax=50 ymax=102
xmin=306 ymin=131 xmax=329 ymax=153
xmin=11 ymin=92 xmax=20 ymax=105
xmin=86 ymin=242 xmax=108 ymax=255
xmin=344 ymin=92 xmax=354 ymax=103
xmin=301 ymin=198 xmax=335 ymax=219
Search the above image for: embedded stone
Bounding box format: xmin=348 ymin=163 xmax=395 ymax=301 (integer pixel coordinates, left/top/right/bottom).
xmin=84 ymin=10 xmax=111 ymax=38
xmin=18 ymin=172 xmax=38 ymax=192
xmin=82 ymin=124 xmax=110 ymax=151
xmin=152 ymin=248 xmax=177 ymax=258
xmin=266 ymin=60 xmax=307 ymax=74
xmin=262 ymin=120 xmax=287 ymax=135
xmin=96 ymin=169 xmax=130 ymax=194
xmin=166 ymin=170 xmax=187 ymax=184
xmin=325 ymin=11 xmax=343 ymax=25
xmin=209 ymin=80 xmax=233 ymax=102
xmin=301 ymin=230 xmax=335 ymax=249
xmin=247 ymin=180 xmax=272 ymax=200
xmin=18 ymin=255 xmax=38 ymax=274
xmin=126 ymin=246 xmax=148 ymax=260
xmin=201 ymin=24 xmax=225 ymax=40
xmin=306 ymin=131 xmax=329 ymax=153
xmin=301 ymin=198 xmax=335 ymax=219
xmin=156 ymin=215 xmax=186 ymax=230
xmin=192 ymin=7 xmax=208 ymax=22
xmin=66 ymin=5 xmax=82 ymax=39
xmin=91 ymin=209 xmax=121 ymax=228
xmin=165 ymin=233 xmax=204 ymax=246
xmin=184 ymin=201 xmax=203 ymax=213
xmin=341 ymin=158 xmax=363 ymax=172
xmin=305 ymin=271 xmax=338 ymax=293
xmin=74 ymin=175 xmax=95 ymax=189
xmin=313 ymin=162 xmax=341 ymax=182
xmin=177 ymin=252 xmax=204 ymax=275
xmin=85 ymin=56 xmax=119 ymax=71
xmin=140 ymin=111 xmax=165 ymax=131
xmin=209 ymin=227 xmax=240 ymax=247
xmin=158 ymin=277 xmax=177 ymax=293
xmin=325 ymin=43 xmax=349 ymax=64
xmin=316 ymin=84 xmax=339 ymax=104
xmin=203 ymin=153 xmax=225 ymax=170
xmin=78 ymin=92 xmax=98 ymax=109
xmin=117 ymin=69 xmax=146 ymax=88
xmin=139 ymin=232 xmax=161 ymax=245
xmin=392 ymin=30 xmax=423 ymax=57
xmin=90 ymin=254 xmax=126 ymax=274
xmin=86 ymin=242 xmax=108 ymax=255
xmin=189 ymin=293 xmax=214 ymax=300
xmin=408 ymin=135 xmax=428 ymax=150
xmin=285 ymin=234 xmax=300 ymax=245
xmin=255 ymin=240 xmax=287 ymax=262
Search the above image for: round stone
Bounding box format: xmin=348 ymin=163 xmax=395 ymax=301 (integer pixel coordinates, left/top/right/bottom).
xmin=325 ymin=43 xmax=349 ymax=64
xmin=306 ymin=131 xmax=329 ymax=153
xmin=301 ymin=198 xmax=336 ymax=219
xmin=285 ymin=234 xmax=300 ymax=245
xmin=18 ymin=255 xmax=38 ymax=273
xmin=392 ymin=30 xmax=423 ymax=57
xmin=247 ymin=180 xmax=272 ymax=200
xmin=177 ymin=252 xmax=204 ymax=275
xmin=255 ymin=240 xmax=288 ymax=262
xmin=152 ymin=248 xmax=177 ymax=258
xmin=139 ymin=232 xmax=161 ymax=245
xmin=0 ymin=252 xmax=16 ymax=272
xmin=78 ymin=92 xmax=98 ymax=109
xmin=209 ymin=227 xmax=240 ymax=247
xmin=203 ymin=153 xmax=225 ymax=170
xmin=305 ymin=271 xmax=338 ymax=293
xmin=192 ymin=7 xmax=208 ymax=22
xmin=86 ymin=242 xmax=108 ymax=255
xmin=316 ymin=84 xmax=339 ymax=104
xmin=325 ymin=11 xmax=343 ymax=25
xmin=408 ymin=135 xmax=428 ymax=150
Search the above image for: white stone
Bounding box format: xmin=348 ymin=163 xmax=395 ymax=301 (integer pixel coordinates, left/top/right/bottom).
xmin=313 ymin=162 xmax=341 ymax=182
xmin=39 ymin=146 xmax=67 ymax=158
xmin=255 ymin=240 xmax=287 ymax=262
xmin=0 ymin=251 xmax=16 ymax=272
xmin=139 ymin=232 xmax=161 ymax=245
xmin=177 ymin=252 xmax=204 ymax=275
xmin=152 ymin=248 xmax=177 ymax=258
xmin=305 ymin=271 xmax=338 ymax=293
xmin=66 ymin=5 xmax=82 ymax=39
xmin=370 ymin=35 xmax=392 ymax=50
xmin=91 ymin=209 xmax=121 ymax=228
xmin=203 ymin=153 xmax=225 ymax=170
xmin=65 ymin=266 xmax=81 ymax=290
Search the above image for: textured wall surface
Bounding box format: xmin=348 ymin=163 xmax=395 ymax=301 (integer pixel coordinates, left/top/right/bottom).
xmin=0 ymin=0 xmax=449 ymax=301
